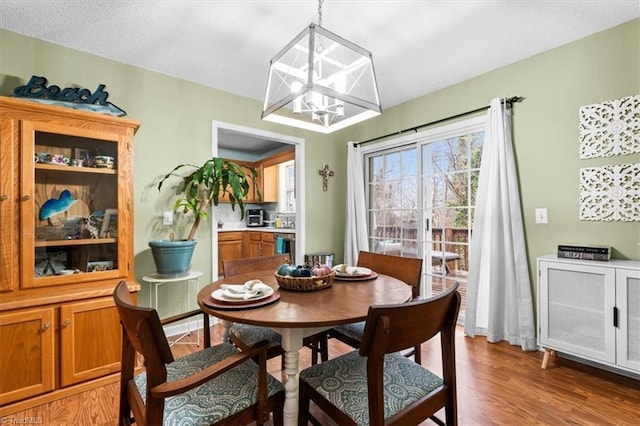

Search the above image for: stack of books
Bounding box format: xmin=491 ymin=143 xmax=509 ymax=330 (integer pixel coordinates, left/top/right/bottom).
xmin=557 ymin=244 xmax=611 ymax=261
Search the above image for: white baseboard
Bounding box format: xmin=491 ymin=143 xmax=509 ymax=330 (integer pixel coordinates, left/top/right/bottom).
xmin=163 ymin=315 xmax=219 ymax=339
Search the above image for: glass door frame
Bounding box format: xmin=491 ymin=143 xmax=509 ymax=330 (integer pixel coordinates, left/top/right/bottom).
xmin=361 ymin=115 xmax=486 ymax=298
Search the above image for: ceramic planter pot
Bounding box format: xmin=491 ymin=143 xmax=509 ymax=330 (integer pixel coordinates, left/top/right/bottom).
xmin=148 ymin=239 xmax=197 ymax=277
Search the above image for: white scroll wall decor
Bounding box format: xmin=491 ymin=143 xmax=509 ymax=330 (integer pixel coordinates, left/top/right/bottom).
xmin=579 ymin=163 xmax=640 ymax=221
xmin=579 ymin=94 xmax=640 ymax=159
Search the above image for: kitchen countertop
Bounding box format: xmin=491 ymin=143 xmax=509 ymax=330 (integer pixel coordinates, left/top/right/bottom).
xmin=218 ymin=227 xmax=295 ymax=234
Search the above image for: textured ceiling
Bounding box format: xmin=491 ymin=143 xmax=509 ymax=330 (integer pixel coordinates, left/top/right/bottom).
xmin=2 ymin=0 xmax=638 ymax=113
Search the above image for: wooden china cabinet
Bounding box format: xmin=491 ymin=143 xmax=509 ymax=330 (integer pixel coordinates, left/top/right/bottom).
xmin=0 ymin=97 xmax=140 ymax=415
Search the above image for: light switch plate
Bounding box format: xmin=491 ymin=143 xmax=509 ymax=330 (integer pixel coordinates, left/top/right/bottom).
xmin=162 ymin=211 xmax=173 ymax=226
xmin=535 ymin=208 xmax=548 ymax=224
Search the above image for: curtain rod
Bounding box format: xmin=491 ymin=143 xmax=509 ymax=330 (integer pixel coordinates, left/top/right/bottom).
xmin=356 ymin=96 xmax=524 ymax=146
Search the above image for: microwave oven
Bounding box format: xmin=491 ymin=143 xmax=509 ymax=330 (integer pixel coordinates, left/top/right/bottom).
xmin=246 ymin=209 xmax=265 ymax=227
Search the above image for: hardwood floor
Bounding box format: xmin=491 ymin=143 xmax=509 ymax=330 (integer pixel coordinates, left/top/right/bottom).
xmin=8 ymin=323 xmax=639 ymax=425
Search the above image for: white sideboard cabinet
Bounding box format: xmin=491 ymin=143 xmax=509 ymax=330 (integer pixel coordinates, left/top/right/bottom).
xmin=537 ymin=255 xmax=639 ymax=376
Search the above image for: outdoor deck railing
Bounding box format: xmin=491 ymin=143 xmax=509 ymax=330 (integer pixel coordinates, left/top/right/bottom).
xmin=372 ymin=225 xmax=469 ymax=272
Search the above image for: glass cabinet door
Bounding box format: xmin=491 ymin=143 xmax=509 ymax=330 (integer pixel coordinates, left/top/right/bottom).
xmin=21 ymin=120 xmax=126 ymax=288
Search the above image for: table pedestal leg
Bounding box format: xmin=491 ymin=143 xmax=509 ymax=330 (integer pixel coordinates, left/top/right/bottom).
xmin=278 ymin=328 xmax=303 ymax=426
xmin=221 ymin=320 xmax=232 ymax=343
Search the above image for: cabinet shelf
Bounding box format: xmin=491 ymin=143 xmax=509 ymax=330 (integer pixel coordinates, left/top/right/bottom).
xmin=35 ymin=238 xmax=117 ymax=248
xmin=35 ymin=163 xmax=117 ymax=175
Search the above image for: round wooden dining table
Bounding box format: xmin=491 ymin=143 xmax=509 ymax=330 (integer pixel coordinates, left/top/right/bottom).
xmin=197 ymin=269 xmax=412 ymax=426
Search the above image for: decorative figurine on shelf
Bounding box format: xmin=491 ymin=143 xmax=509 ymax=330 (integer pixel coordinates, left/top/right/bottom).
xmin=34 ymin=251 xmax=68 ymax=276
xmin=80 ymin=217 xmax=100 ymax=239
xmin=39 ymin=189 xmax=78 ymax=226
xmin=318 ymin=163 xmax=334 ymax=191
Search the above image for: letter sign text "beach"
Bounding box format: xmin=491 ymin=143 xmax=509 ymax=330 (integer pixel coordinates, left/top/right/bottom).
xmin=14 ymin=76 xmax=109 ymax=105
xmin=13 ymin=76 xmax=126 ymax=116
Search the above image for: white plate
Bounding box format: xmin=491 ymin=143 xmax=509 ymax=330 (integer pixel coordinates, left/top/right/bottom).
xmin=211 ymin=287 xmax=274 ymax=303
xmin=333 ymin=266 xmax=372 ymax=277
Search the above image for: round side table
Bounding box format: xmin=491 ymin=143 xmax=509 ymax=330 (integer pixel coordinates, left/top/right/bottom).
xmin=142 ymin=270 xmax=203 ymax=345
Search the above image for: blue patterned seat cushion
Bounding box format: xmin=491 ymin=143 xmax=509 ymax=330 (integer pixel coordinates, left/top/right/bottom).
xmin=134 ymin=342 xmax=284 ymax=425
xmin=230 ymin=323 xmax=282 ymax=348
xmin=300 ymin=351 xmax=443 ymax=426
xmin=333 ymin=321 xmax=365 ymax=342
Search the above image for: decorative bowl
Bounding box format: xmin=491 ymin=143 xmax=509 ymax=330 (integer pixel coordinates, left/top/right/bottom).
xmin=274 ymin=271 xmax=335 ymax=291
xmin=94 ymin=155 xmax=115 ymax=168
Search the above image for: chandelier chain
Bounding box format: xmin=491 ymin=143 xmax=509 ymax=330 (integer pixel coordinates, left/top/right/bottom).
xmin=318 ymin=0 xmax=324 ymax=26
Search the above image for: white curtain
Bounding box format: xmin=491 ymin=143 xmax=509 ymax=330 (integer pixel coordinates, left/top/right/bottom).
xmin=464 ymin=98 xmax=536 ymax=351
xmin=344 ymin=142 xmax=369 ymax=265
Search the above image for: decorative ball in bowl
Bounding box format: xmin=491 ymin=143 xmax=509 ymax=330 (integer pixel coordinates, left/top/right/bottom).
xmin=94 ymin=155 xmax=115 ymax=168
xmin=274 ymin=263 xmax=335 ymax=291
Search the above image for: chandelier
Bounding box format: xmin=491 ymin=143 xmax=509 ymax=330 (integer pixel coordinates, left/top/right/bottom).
xmin=261 ymin=0 xmax=382 ymax=134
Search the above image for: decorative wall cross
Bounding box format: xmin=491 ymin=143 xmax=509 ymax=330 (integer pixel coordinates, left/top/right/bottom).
xmin=318 ymin=163 xmax=334 ymax=191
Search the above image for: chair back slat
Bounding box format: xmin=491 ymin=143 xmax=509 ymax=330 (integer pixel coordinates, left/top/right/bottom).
xmin=357 ymin=251 xmax=422 ymax=298
xmin=359 ymin=283 xmax=460 ymax=357
xmin=223 ymin=253 xmax=291 ymax=278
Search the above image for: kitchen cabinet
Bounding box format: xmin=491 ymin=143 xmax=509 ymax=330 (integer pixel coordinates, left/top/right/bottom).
xmin=247 ymin=232 xmax=275 ymax=258
xmin=0 ymin=97 xmax=140 ymax=414
xmin=220 ymin=149 xmax=294 ymax=206
xmin=260 ymin=149 xmax=294 ymax=205
xmin=537 ymin=255 xmax=640 ymax=376
xmin=248 ymin=232 xmax=262 ymax=258
xmin=219 ymin=160 xmax=260 ymax=203
xmin=241 ymin=163 xmax=260 ymax=203
xmin=218 ymin=231 xmax=245 ymax=274
xmin=262 ymin=164 xmax=278 ymax=203
xmin=261 ymin=232 xmax=275 ymax=256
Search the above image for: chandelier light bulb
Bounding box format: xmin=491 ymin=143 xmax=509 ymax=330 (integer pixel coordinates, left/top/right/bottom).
xmin=291 ymin=81 xmax=304 ymax=114
xmin=291 ymin=81 xmax=303 ymax=93
xmin=335 ymin=74 xmax=346 ymax=94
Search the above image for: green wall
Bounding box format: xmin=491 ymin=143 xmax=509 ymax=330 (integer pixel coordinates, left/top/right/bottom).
xmin=2 ymin=19 xmax=638 ymax=315
xmin=0 ymin=28 xmax=344 ymax=312
xmin=336 ymin=18 xmax=640 ymax=282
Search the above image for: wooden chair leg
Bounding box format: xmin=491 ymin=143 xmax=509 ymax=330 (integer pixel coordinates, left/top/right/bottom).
xmin=414 ymin=344 xmax=421 ymax=364
xmin=298 ymin=381 xmax=311 ymax=426
xmin=307 ymin=333 xmax=329 ymax=365
xmin=319 ymin=333 xmax=328 ymax=363
xmin=203 ymin=313 xmax=211 ymax=348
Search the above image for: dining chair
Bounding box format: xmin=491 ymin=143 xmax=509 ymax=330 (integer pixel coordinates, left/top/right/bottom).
xmin=113 ymin=281 xmax=284 ymax=426
xmin=222 ymin=254 xmax=328 ymax=366
xmin=327 ymin=250 xmax=423 ymax=363
xmin=299 ymin=283 xmax=461 ymax=426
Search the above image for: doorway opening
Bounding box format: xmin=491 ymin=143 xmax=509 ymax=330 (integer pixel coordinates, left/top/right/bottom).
xmin=211 ymin=121 xmax=305 ymax=278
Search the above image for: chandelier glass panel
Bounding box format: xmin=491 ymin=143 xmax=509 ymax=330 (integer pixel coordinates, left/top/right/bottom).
xmin=262 ymin=22 xmax=381 ymax=134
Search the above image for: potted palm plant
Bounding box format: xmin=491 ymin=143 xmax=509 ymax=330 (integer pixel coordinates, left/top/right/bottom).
xmin=150 ymin=157 xmax=259 ymax=277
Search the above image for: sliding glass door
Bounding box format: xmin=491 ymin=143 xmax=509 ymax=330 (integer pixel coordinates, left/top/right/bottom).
xmin=367 ymin=146 xmax=421 ymax=259
xmin=422 ymin=130 xmax=483 ymax=319
xmin=364 ymin=117 xmax=485 ymax=320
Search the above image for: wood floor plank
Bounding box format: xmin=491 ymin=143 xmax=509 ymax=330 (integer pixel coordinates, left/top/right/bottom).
xmin=5 ymin=324 xmax=638 ymax=425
